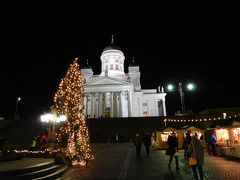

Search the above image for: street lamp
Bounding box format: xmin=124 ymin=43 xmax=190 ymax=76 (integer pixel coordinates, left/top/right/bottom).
xmin=167 ymin=80 xmax=196 ymax=116
xmin=14 ymin=97 xmax=21 ymax=121
xmin=40 ymin=112 xmax=67 ymax=143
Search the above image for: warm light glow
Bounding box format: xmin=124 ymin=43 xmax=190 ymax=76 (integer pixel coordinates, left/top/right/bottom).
xmin=215 ymin=129 xmax=229 ymax=143
xmin=161 ymin=131 xmax=177 ymax=142
xmin=232 ymin=128 xmax=240 ymax=143
xmin=41 ymin=113 xmax=53 ymax=123
xmin=223 ymin=113 xmax=227 ymax=119
xmin=52 ymin=58 xmax=93 ymax=165
xmin=163 ymin=113 xmax=240 ymax=123
xmin=57 ymin=115 xmax=67 ymax=123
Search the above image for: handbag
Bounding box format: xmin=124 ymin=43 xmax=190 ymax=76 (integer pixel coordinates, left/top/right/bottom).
xmin=189 ymin=142 xmax=197 ymax=166
xmin=189 ymin=157 xmax=197 ymax=166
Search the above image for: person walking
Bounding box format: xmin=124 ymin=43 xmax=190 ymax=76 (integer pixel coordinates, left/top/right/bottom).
xmin=189 ymin=135 xmax=204 ymax=180
xmin=40 ymin=134 xmax=48 ymax=151
xmin=143 ymin=133 xmax=151 ymax=156
xmin=167 ymin=132 xmax=180 ymax=170
xmin=185 ymin=130 xmax=192 ymax=159
xmin=209 ymin=133 xmax=217 ymax=156
xmin=30 ymin=136 xmax=37 ymax=151
xmin=135 ymin=133 xmax=142 ymax=158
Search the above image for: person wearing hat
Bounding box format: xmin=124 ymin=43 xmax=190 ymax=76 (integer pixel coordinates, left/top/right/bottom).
xmin=167 ymin=132 xmax=180 ymax=170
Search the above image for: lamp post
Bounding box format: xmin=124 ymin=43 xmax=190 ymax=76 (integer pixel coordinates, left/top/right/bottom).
xmin=167 ymin=80 xmax=195 ymax=116
xmin=14 ymin=97 xmax=21 ymax=121
xmin=40 ymin=112 xmax=67 ymax=143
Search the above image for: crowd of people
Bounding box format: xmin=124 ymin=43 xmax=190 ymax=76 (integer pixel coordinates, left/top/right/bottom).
xmin=30 ymin=134 xmax=48 ymax=151
xmin=134 ymin=132 xmax=151 ymax=158
xmin=166 ymin=130 xmax=206 ymax=180
xmin=133 ymin=131 xmax=207 ymax=180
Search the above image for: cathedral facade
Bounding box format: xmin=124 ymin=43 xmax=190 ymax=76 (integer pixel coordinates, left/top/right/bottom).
xmin=81 ymin=37 xmax=166 ymax=118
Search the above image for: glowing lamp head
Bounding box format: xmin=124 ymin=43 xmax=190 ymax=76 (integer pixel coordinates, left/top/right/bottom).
xmin=167 ymin=84 xmax=174 ymax=91
xmin=57 ymin=115 xmax=67 ymax=123
xmin=186 ymin=83 xmax=195 ymax=91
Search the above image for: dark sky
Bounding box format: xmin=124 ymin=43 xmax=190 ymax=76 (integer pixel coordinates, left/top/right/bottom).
xmin=1 ymin=20 xmax=239 ymax=120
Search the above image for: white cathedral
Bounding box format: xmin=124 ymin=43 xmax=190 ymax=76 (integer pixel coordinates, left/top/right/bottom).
xmin=81 ymin=36 xmax=167 ymax=118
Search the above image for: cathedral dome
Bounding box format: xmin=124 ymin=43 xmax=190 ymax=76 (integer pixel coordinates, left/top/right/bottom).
xmin=100 ymin=35 xmax=125 ymax=77
xmin=103 ymin=44 xmax=122 ymax=52
xmin=102 ymin=35 xmax=122 ymax=52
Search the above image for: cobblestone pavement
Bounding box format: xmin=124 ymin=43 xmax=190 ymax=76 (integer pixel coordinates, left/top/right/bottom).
xmin=59 ymin=143 xmax=240 ymax=180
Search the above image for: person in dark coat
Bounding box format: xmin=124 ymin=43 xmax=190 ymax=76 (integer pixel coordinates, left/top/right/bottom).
xmin=185 ymin=130 xmax=192 ymax=159
xmin=167 ymin=132 xmax=180 ymax=170
xmin=189 ymin=135 xmax=204 ymax=180
xmin=135 ymin=133 xmax=142 ymax=158
xmin=209 ymin=133 xmax=217 ymax=156
xmin=143 ymin=133 xmax=151 ymax=156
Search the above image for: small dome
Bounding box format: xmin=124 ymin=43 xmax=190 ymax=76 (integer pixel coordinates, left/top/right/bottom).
xmin=129 ymin=57 xmax=138 ymax=67
xmin=81 ymin=59 xmax=91 ymax=69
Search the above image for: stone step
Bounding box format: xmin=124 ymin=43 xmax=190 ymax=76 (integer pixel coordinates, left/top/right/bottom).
xmin=1 ymin=159 xmax=68 ymax=180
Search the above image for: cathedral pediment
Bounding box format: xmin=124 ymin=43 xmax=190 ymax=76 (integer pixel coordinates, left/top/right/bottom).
xmin=85 ymin=76 xmax=132 ymax=86
xmin=84 ymin=76 xmax=133 ymax=93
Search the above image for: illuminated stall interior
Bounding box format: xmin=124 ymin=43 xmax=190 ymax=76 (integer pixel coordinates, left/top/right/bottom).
xmin=156 ymin=127 xmax=183 ymax=149
xmin=232 ymin=127 xmax=240 ymax=144
xmin=215 ymin=128 xmax=229 ymax=143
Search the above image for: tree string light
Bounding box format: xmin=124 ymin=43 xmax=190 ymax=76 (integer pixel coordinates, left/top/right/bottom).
xmin=52 ymin=58 xmax=94 ymax=166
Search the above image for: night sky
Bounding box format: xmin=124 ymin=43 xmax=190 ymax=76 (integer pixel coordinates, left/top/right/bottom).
xmin=1 ymin=21 xmax=239 ymax=120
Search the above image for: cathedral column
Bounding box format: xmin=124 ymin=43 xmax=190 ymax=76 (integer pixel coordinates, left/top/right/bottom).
xmin=83 ymin=95 xmax=87 ymax=117
xmin=102 ymin=92 xmax=106 ymax=118
xmin=99 ymin=93 xmax=103 ymax=118
xmin=162 ymin=98 xmax=166 ymax=116
xmin=86 ymin=93 xmax=90 ymax=118
xmin=128 ymin=91 xmax=133 ymax=117
xmin=110 ymin=92 xmax=114 ymax=117
xmin=95 ymin=93 xmax=99 ymax=118
xmin=116 ymin=92 xmax=120 ymax=117
xmin=119 ymin=91 xmax=124 ymax=117
xmin=90 ymin=94 xmax=94 ymax=118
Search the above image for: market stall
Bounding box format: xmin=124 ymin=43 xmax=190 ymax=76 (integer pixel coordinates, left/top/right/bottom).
xmin=156 ymin=127 xmax=183 ymax=149
xmin=213 ymin=122 xmax=240 ymax=158
xmin=183 ymin=126 xmax=207 ymax=148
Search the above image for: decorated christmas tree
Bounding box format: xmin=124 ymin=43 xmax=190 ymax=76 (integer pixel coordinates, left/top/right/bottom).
xmin=52 ymin=58 xmax=93 ymax=166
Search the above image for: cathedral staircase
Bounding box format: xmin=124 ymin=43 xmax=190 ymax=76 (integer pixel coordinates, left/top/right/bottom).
xmin=0 ymin=159 xmax=69 ymax=180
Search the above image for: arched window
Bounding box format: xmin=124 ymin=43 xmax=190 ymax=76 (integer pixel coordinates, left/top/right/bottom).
xmin=110 ymin=64 xmax=113 ymax=70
